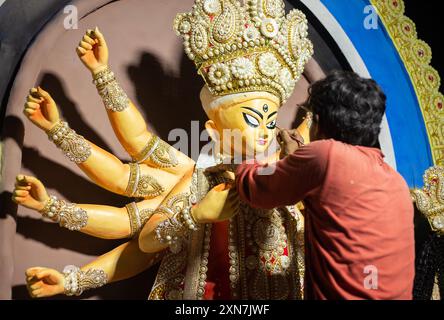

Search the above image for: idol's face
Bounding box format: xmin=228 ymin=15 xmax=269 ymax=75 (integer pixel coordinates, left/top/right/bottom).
xmin=212 ymin=98 xmax=279 ymax=156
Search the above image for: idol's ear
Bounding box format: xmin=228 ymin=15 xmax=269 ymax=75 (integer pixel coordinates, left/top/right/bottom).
xmin=205 ymin=119 xmax=222 ymax=144
xmin=296 ymin=111 xmax=312 ymax=144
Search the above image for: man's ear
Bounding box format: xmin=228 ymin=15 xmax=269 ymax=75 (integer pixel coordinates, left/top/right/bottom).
xmin=205 ymin=120 xmax=220 ymax=143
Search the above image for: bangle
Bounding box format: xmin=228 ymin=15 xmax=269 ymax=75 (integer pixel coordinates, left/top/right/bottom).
xmin=154 ymin=190 xmax=199 ymax=253
xmin=47 ymin=120 xmax=91 ymax=163
xmin=132 ymin=135 xmax=179 ymax=168
xmin=39 ymin=195 xmax=88 ymax=231
xmin=39 ymin=195 xmax=58 ymax=220
xmin=93 ymin=66 xmax=129 ymax=112
xmin=125 ymin=202 xmax=141 ymax=238
xmin=125 ymin=202 xmax=156 ymax=238
xmin=155 ymin=214 xmax=184 ymax=254
xmin=63 ymin=265 xmax=107 ymax=296
xmin=125 ymin=163 xmax=165 ymax=198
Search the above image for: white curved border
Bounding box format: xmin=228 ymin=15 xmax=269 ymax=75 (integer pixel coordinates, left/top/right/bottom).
xmin=301 ymin=0 xmax=397 ymax=169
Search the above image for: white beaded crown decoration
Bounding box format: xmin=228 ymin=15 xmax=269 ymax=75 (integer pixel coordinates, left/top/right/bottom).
xmin=174 ymin=0 xmax=314 ymax=105
xmin=411 ymin=166 xmax=444 ymax=234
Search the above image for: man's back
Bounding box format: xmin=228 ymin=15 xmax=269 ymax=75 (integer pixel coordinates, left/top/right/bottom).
xmin=234 ymin=71 xmax=414 ymax=299
xmin=304 ymin=139 xmax=415 ymax=299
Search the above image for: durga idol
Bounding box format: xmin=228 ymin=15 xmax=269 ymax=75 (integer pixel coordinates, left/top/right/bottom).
xmin=13 ymin=0 xmax=313 ymax=300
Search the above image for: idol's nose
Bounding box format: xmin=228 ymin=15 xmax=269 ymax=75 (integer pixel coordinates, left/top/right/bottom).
xmin=258 ymin=128 xmax=269 ymax=140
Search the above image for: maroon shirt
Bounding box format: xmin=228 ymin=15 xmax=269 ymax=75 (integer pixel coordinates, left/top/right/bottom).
xmin=236 ymin=139 xmax=414 ymax=299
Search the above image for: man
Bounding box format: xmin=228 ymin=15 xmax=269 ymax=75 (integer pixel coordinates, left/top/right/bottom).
xmin=227 ymin=71 xmax=415 ymax=299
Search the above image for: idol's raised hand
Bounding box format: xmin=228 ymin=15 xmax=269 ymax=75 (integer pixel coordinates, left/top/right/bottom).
xmin=12 ymin=175 xmax=49 ymax=212
xmin=25 ymin=267 xmax=64 ymax=298
xmin=191 ymin=183 xmax=240 ymax=223
xmin=23 ymin=87 xmax=60 ymax=132
xmin=76 ymin=27 xmax=109 ymax=74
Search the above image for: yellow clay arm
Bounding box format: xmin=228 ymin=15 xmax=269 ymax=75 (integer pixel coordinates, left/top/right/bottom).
xmin=25 ymin=238 xmax=165 ymax=298
xmin=138 ymin=172 xmax=239 ymax=253
xmin=96 ymin=86 xmax=195 ymax=176
xmin=80 ymin=238 xmax=164 ymax=283
xmin=79 ymin=143 xmax=182 ymax=199
xmin=59 ymin=195 xmax=166 ymax=239
xmin=76 ymin=28 xmax=194 ymax=176
xmin=12 ymin=174 xmax=165 ymax=239
xmin=74 ymin=194 xmax=166 ymax=239
xmin=138 ymin=169 xmax=194 ymax=253
xmin=23 ymin=87 xmax=182 ymax=199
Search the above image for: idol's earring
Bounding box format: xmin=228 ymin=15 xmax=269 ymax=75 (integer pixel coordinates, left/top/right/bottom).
xmin=305 ymin=112 xmax=313 ymax=129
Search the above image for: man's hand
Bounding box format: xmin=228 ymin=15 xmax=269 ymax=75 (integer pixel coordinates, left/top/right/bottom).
xmin=76 ymin=27 xmax=109 ymax=74
xmin=277 ymin=128 xmax=305 ymax=159
xmin=23 ymin=87 xmax=60 ymax=132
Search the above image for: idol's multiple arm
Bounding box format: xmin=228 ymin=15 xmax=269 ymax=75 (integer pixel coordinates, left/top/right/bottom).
xmin=15 ymin=28 xmax=194 ymax=298
xmin=14 ymin=28 xmax=233 ymax=298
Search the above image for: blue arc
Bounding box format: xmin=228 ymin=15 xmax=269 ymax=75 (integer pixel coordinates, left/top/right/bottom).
xmin=320 ymin=0 xmax=433 ymax=187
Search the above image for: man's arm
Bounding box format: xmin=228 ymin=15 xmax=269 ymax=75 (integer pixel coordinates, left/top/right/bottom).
xmin=235 ymin=140 xmax=330 ymax=209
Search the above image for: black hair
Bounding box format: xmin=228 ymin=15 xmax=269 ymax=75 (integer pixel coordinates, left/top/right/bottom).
xmin=307 ymin=70 xmax=387 ymax=147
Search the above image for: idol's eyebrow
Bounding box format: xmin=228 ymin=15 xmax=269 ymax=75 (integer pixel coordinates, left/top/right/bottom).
xmin=267 ymin=111 xmax=277 ymax=120
xmin=241 ymin=107 xmax=263 ymax=119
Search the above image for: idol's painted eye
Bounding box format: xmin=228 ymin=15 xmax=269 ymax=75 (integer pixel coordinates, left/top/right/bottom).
xmin=243 ymin=113 xmax=260 ymax=128
xmin=266 ymin=119 xmax=277 ymax=129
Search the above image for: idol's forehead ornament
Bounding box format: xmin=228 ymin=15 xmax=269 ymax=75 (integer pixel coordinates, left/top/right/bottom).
xmin=174 ymin=0 xmax=314 ymax=107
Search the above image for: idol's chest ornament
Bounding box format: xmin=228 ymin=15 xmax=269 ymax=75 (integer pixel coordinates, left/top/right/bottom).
xmin=149 ymin=167 xmax=305 ymax=300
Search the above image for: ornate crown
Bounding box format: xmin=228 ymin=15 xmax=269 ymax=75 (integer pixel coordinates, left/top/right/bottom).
xmin=411 ymin=166 xmax=444 ymax=234
xmin=174 ymin=0 xmax=313 ymax=105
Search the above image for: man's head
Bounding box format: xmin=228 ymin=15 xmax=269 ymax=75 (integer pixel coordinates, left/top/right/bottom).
xmin=305 ymin=71 xmax=386 ymax=147
xmin=200 ymin=86 xmax=279 ymax=157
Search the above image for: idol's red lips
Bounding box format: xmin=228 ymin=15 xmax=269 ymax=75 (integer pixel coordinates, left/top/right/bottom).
xmin=257 ymin=139 xmax=268 ymax=146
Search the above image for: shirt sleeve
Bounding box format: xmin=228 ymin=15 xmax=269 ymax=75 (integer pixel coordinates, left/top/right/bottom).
xmin=235 ymin=140 xmax=331 ymax=209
